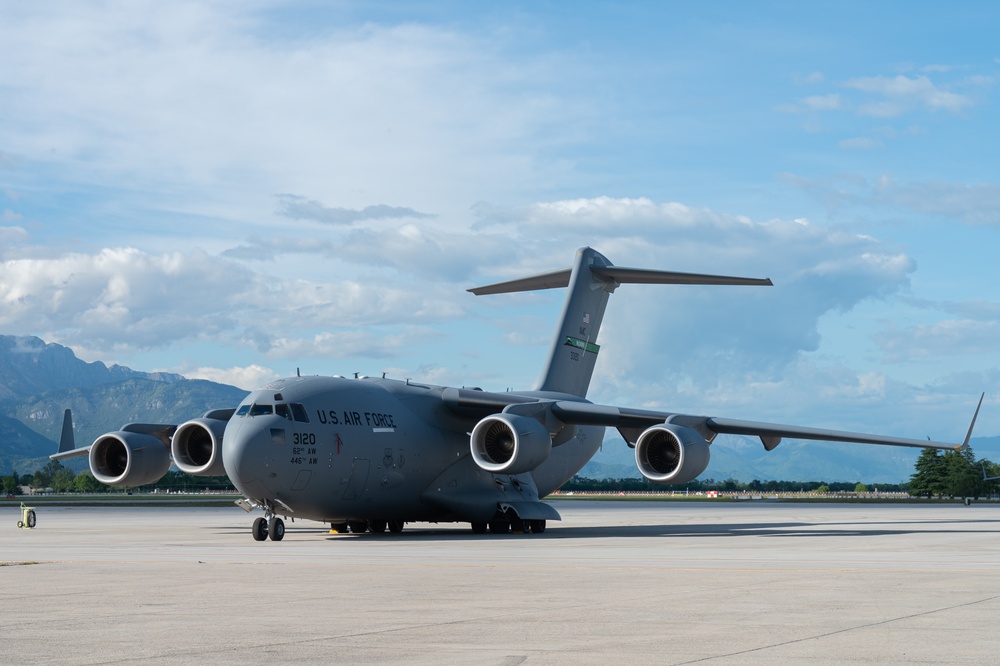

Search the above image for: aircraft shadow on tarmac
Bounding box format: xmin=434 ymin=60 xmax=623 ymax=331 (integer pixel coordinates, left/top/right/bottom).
xmin=213 ymin=518 xmax=1000 ymax=542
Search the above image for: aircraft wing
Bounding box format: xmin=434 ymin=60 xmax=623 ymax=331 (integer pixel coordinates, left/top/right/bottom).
xmin=548 ymin=400 xmax=973 ymax=452
xmin=552 ymin=399 xmax=968 ymax=451
xmin=442 ymin=387 xmax=975 ymax=452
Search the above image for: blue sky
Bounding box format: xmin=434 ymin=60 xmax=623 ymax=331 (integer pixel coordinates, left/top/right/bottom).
xmin=1 ymin=1 xmax=998 ymax=442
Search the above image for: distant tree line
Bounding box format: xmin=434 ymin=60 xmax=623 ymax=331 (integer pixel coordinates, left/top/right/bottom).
xmin=2 ymin=459 xmax=236 ymax=495
xmin=559 ymin=476 xmax=907 ymax=494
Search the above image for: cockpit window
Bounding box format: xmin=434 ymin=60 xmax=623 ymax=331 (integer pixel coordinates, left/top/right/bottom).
xmin=291 ymin=403 xmax=309 ymax=423
xmin=249 ymin=403 xmax=273 ymax=416
xmin=236 ymin=404 xmax=251 ymax=417
xmin=275 ymin=404 xmax=292 ymax=421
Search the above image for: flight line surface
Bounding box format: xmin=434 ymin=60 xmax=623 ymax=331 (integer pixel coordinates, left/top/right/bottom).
xmin=3 ymin=501 xmax=999 ymax=665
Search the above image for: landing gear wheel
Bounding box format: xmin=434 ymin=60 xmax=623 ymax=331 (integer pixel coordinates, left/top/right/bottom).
xmin=510 ymin=517 xmax=525 ymax=533
xmin=252 ymin=516 xmax=268 ymax=541
xmin=330 ymin=522 xmax=348 ymax=534
xmin=471 ymin=522 xmax=488 ymax=534
xmin=348 ymin=520 xmax=369 ymax=534
xmin=528 ymin=519 xmax=546 ymax=534
xmin=387 ymin=519 xmax=404 ymax=533
xmin=488 ymin=519 xmax=510 ymax=534
xmin=26 ymin=510 xmax=36 ymax=528
xmin=268 ymin=516 xmax=285 ymax=541
xmin=369 ymin=520 xmax=387 ymax=534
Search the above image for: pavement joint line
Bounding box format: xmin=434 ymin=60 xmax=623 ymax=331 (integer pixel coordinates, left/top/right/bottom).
xmin=668 ymin=593 xmax=1000 ymax=665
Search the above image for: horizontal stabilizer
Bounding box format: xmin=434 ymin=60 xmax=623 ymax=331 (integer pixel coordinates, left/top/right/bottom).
xmin=468 ymin=268 xmax=572 ymax=295
xmin=468 ymin=265 xmax=771 ymax=295
xmin=592 ymin=266 xmax=772 ymax=287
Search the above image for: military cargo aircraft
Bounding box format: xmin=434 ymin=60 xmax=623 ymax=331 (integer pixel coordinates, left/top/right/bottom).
xmin=52 ymin=247 xmax=980 ymax=540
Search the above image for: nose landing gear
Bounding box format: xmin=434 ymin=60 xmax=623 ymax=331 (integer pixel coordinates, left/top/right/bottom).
xmin=251 ymin=505 xmax=285 ymax=541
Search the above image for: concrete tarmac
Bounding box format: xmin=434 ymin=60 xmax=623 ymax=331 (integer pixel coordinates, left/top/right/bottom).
xmin=2 ymin=500 xmax=999 ymax=665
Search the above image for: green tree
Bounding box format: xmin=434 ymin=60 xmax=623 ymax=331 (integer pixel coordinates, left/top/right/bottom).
xmin=73 ymin=472 xmax=101 ymax=493
xmin=31 ymin=459 xmax=70 ymax=490
xmin=909 ymin=448 xmax=947 ymax=498
xmin=2 ymin=474 xmax=19 ymax=495
xmin=854 ymin=483 xmax=868 ymax=493
xmin=51 ymin=468 xmax=76 ymax=493
xmin=943 ymin=447 xmax=981 ymax=499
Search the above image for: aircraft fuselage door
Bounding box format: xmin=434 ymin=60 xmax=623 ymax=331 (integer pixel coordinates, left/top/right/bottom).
xmin=342 ymin=458 xmax=370 ymax=500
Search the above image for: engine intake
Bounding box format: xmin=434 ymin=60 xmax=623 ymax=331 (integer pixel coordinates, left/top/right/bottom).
xmin=172 ymin=416 xmax=230 ymax=477
xmin=89 ymin=432 xmax=171 ymax=487
xmin=470 ymin=413 xmax=552 ymax=475
xmin=634 ymin=423 xmax=710 ymax=485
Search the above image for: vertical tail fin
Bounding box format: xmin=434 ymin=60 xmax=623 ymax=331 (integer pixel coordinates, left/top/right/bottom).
xmin=469 ymin=246 xmax=772 ymax=398
xmin=58 ymin=408 xmax=75 ymax=453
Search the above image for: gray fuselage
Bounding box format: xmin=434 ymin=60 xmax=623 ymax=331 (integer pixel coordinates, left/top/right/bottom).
xmin=222 ymin=374 xmax=604 ymax=524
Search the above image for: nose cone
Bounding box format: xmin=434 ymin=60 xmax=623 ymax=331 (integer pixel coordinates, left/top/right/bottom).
xmin=222 ymin=418 xmax=270 ymax=497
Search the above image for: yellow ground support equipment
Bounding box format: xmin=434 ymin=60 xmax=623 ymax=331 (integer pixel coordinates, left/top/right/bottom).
xmin=17 ymin=502 xmax=36 ymax=529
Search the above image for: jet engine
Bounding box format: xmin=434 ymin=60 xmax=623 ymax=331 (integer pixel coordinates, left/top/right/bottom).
xmin=634 ymin=423 xmax=710 ymax=485
xmin=171 ymin=412 xmax=231 ymax=477
xmin=470 ymin=413 xmax=552 ymax=475
xmin=89 ymin=432 xmax=172 ymax=487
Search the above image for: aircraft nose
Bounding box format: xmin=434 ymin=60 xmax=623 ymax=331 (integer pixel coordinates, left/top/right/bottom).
xmin=222 ymin=419 xmax=272 ymax=493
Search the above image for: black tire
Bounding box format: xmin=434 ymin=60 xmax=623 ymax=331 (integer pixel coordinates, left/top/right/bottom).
xmin=348 ymin=520 xmax=369 ymax=534
xmin=27 ymin=510 xmax=36 ymax=528
xmin=252 ymin=516 xmax=268 ymax=541
xmin=268 ymin=517 xmax=285 ymax=541
xmin=471 ymin=522 xmax=488 ymax=534
xmin=330 ymin=522 xmax=348 ymax=534
xmin=529 ymin=519 xmax=546 ymax=534
xmin=17 ymin=520 xmax=23 ymax=528
xmin=387 ymin=519 xmax=404 ymax=533
xmin=369 ymin=520 xmax=387 ymax=534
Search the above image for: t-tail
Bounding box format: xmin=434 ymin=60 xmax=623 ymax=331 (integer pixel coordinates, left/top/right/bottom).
xmin=469 ymin=246 xmax=773 ymax=398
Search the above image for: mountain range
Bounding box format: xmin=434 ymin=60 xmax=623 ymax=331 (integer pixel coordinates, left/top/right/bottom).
xmin=0 ymin=335 xmax=247 ymax=474
xmin=0 ymin=334 xmax=994 ymax=483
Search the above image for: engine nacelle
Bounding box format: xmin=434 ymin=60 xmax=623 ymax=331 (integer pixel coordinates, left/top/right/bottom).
xmin=172 ymin=415 xmax=229 ymax=477
xmin=470 ymin=413 xmax=552 ymax=475
xmin=89 ymin=432 xmax=172 ymax=487
xmin=634 ymin=423 xmax=710 ymax=485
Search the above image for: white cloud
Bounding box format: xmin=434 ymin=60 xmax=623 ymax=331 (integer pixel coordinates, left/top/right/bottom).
xmin=845 ymin=74 xmax=972 ymax=113
xmin=185 ymin=364 xmax=276 ymax=391
xmin=838 ymin=137 xmax=882 ymax=150
xmin=876 ymin=320 xmax=1000 ymax=363
xmin=781 ymin=173 xmax=1000 ymax=227
xmin=802 ymin=94 xmax=841 ymax=111
xmin=0 ymin=1 xmax=589 ymax=242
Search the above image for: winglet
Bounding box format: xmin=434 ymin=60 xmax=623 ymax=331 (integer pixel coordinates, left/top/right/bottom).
xmin=58 ymin=408 xmax=76 ymax=453
xmin=960 ymin=393 xmax=984 ymax=451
